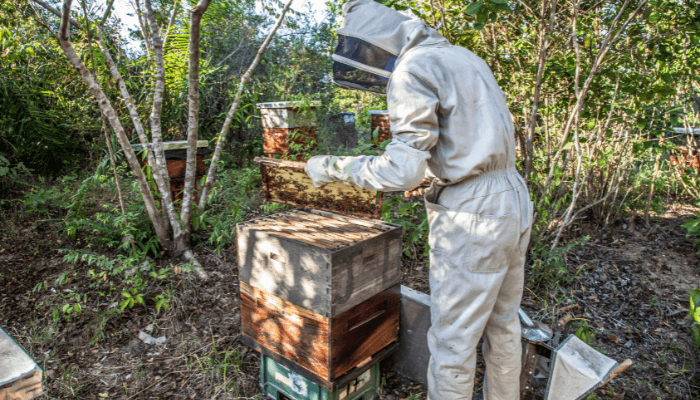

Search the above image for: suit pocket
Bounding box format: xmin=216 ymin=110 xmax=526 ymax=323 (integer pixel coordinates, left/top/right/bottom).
xmin=425 ymin=196 xmax=521 ymax=274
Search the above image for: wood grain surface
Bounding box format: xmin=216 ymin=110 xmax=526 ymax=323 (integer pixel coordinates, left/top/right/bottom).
xmin=240 ymin=283 xmax=400 ymax=382
xmin=0 ymin=370 xmax=42 ymax=400
xmin=240 ymin=282 xmax=330 ymax=378
xmin=329 ymin=284 xmax=400 ymax=379
xmin=237 ymin=209 xmax=401 ymax=316
xmin=255 ymin=157 xmax=382 ymax=218
xmin=262 ymin=127 xmax=317 ymax=155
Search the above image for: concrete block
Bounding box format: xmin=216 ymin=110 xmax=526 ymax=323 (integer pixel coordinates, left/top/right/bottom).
xmin=0 ymin=326 xmax=42 ymax=400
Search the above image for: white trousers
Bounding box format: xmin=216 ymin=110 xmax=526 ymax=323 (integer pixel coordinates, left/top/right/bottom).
xmin=425 ymin=168 xmax=532 ymax=400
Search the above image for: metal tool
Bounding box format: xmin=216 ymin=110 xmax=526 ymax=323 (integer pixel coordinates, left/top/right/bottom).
xmin=519 ymin=308 xmax=553 ymax=343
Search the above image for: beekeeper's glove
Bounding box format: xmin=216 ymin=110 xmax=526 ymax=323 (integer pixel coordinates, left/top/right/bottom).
xmin=305 ymin=155 xmax=357 ymax=188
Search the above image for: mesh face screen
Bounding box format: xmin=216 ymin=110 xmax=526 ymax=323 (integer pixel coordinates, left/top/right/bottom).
xmin=334 ymin=35 xmax=397 ymax=72
xmin=332 ymin=35 xmax=397 ymax=94
xmin=332 ymin=62 xmax=389 ymax=95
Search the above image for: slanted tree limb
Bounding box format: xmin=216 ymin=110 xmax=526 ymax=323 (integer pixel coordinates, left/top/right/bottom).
xmin=162 ymin=1 xmax=180 ymax=50
xmin=80 ymin=0 xmax=127 ymax=219
xmin=55 ymin=0 xmax=170 ymax=249
xmin=199 ymin=0 xmax=296 ymax=210
xmin=180 ymin=0 xmax=212 ymax=250
xmin=132 ymin=0 xmax=152 ymax=58
xmin=100 ymin=0 xmax=115 ymax=27
xmin=524 ymin=0 xmax=558 ymax=181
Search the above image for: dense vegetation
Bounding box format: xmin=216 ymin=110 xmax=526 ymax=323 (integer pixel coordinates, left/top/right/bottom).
xmin=1 ymin=0 xmax=699 ymax=398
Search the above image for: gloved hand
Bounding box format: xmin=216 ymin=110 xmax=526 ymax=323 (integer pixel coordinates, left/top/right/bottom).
xmin=305 ymin=155 xmax=334 ymax=188
xmin=305 ymin=155 xmax=358 ymax=188
xmin=404 ymin=177 xmax=432 ymax=198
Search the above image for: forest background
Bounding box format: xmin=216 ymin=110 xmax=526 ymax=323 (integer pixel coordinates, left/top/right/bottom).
xmin=1 ymin=0 xmax=699 ymax=398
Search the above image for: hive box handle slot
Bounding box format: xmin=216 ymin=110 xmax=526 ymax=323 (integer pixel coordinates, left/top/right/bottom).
xmin=348 ymin=310 xmax=386 ymax=331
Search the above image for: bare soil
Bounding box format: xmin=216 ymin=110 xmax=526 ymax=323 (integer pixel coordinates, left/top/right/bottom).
xmin=1 ymin=196 xmax=698 ymax=399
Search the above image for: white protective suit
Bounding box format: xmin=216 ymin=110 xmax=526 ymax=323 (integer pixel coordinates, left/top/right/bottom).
xmin=306 ymin=1 xmax=533 ymax=399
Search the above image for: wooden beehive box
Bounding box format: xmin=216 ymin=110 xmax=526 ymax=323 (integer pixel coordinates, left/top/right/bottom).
xmin=258 ymin=101 xmax=319 ymax=156
xmin=241 ymin=283 xmax=400 ymax=384
xmin=237 ymin=208 xmax=401 ymax=316
xmin=368 ymin=110 xmax=392 ymax=143
xmin=255 ymin=157 xmax=383 ymax=219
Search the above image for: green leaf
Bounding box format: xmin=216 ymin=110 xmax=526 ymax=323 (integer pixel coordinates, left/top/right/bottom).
xmin=489 ymin=0 xmax=507 ymax=3
xmin=496 ymin=3 xmax=512 ymax=12
xmin=120 ymin=299 xmax=131 ymax=310
xmin=648 ymin=11 xmax=660 ymax=23
xmin=466 ymin=2 xmax=483 ymax=15
xmin=474 ymin=22 xmax=485 ymax=30
xmin=692 ymin=324 xmax=700 ymax=349
xmin=690 ymin=289 xmax=700 ymax=323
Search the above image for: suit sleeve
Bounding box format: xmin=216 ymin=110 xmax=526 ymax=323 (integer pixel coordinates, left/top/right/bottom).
xmin=339 ymin=71 xmax=440 ymax=192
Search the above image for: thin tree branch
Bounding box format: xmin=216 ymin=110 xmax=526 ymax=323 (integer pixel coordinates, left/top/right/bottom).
xmin=525 ymin=0 xmax=558 ymax=181
xmin=81 ymin=0 xmax=132 ymax=250
xmin=101 ymin=0 xmax=115 ymax=27
xmin=541 ymin=0 xmax=647 ymax=197
xmin=199 ymin=0 xmax=296 ymax=210
xmin=162 ymin=1 xmax=180 ymax=50
xmin=32 ymin=0 xmax=81 ymax=28
xmin=143 ymin=0 xmax=184 ymax=248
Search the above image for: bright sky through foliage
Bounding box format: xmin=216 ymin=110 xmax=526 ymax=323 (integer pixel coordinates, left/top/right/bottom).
xmin=100 ymin=0 xmax=329 ymax=52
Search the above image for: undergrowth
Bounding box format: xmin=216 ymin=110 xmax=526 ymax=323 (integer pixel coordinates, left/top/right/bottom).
xmin=381 ymin=195 xmax=430 ymax=261
xmin=195 ymin=163 xmax=263 ymax=253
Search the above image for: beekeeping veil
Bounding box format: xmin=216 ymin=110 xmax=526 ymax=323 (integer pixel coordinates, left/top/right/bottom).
xmin=332 ymin=0 xmax=448 ymax=95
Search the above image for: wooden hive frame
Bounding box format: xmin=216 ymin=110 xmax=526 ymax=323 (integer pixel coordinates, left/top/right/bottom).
xmin=255 ymin=157 xmax=383 ymax=219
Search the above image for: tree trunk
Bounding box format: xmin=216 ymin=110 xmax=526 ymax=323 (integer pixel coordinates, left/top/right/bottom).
xmin=179 ymin=0 xmax=212 ymax=252
xmin=55 ymin=0 xmax=170 ymax=249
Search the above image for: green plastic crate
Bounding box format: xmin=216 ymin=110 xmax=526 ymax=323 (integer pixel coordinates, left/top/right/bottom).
xmin=260 ymin=354 xmax=379 ymax=400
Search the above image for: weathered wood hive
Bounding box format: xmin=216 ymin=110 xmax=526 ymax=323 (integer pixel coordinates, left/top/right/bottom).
xmin=237 ymin=209 xmax=402 ymax=385
xmin=368 ymin=110 xmax=392 ymax=143
xmin=258 ymin=101 xmax=319 ymax=157
xmin=238 ymin=209 xmax=401 ymax=316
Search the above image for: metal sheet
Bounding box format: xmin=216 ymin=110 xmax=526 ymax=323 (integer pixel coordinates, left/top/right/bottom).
xmin=545 ymin=335 xmax=618 ymax=400
xmin=389 ymin=285 xmax=431 ymax=385
xmin=519 ymin=309 xmax=553 ymax=343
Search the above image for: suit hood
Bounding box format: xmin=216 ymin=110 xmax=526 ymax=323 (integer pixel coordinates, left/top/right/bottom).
xmin=332 ymin=0 xmax=449 ymax=94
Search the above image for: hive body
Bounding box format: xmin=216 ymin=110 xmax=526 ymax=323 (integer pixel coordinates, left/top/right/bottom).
xmin=237 ymin=209 xmax=401 ymax=316
xmin=241 ymin=283 xmax=400 ymax=383
xmin=237 ymin=209 xmax=402 ymax=384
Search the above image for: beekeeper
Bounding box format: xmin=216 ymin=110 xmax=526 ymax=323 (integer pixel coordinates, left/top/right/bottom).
xmin=305 ymin=0 xmax=532 ymax=399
